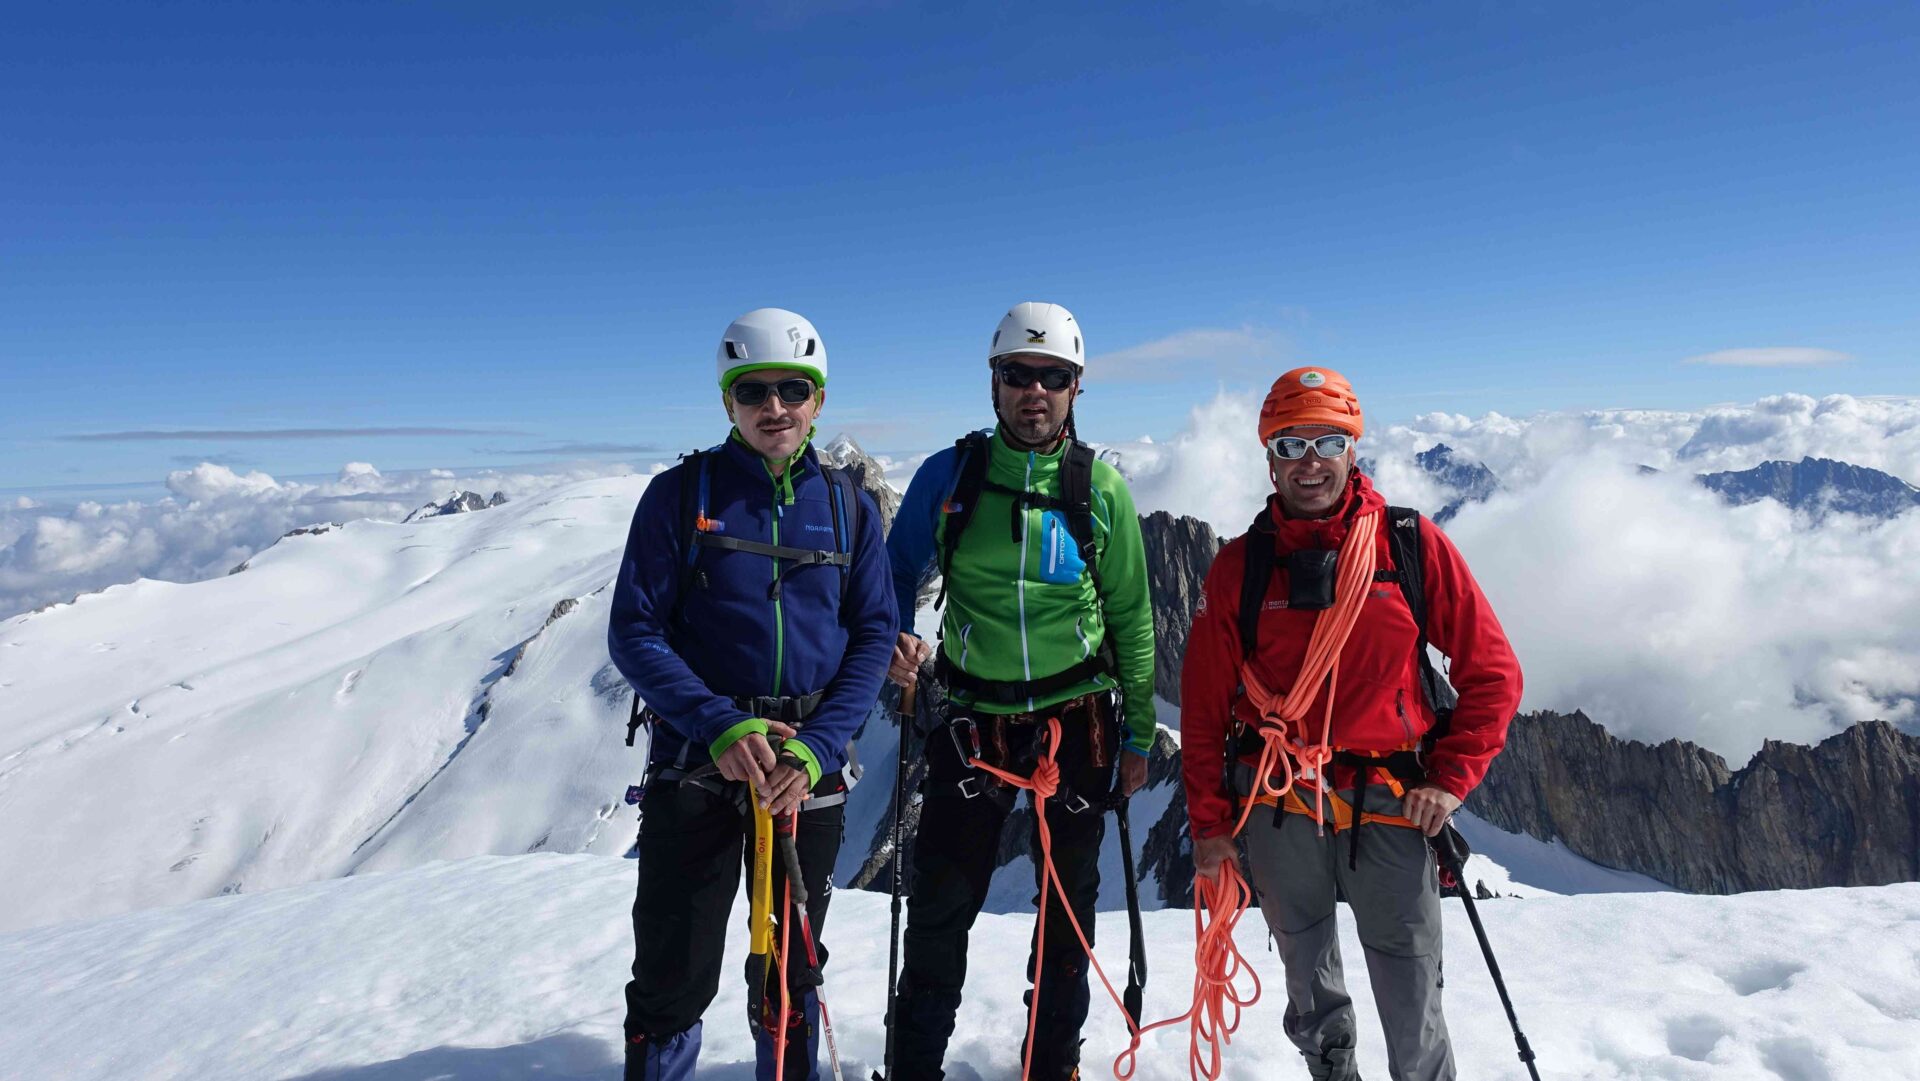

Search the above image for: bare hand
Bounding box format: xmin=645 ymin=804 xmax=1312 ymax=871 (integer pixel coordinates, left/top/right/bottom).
xmin=1192 ymin=835 xmax=1239 ymax=883
xmin=1403 ymin=784 xmax=1462 ymax=836
xmin=759 ymin=759 xmax=813 ymax=817
xmin=714 ymin=732 xmax=776 ymax=788
xmin=1117 ymin=752 xmax=1148 ymax=797
xmin=888 ymin=632 xmax=932 ymax=687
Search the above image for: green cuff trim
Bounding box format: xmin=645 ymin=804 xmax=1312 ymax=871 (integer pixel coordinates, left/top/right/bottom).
xmin=783 ymin=740 xmax=824 ymax=787
xmin=708 ymin=717 xmax=769 ymax=762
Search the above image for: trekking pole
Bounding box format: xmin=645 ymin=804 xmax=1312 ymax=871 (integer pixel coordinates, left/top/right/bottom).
xmin=1430 ymin=822 xmax=1541 ymax=1081
xmin=777 ymin=816 xmax=846 ymax=1081
xmin=876 ymin=682 xmax=915 ymax=1081
xmin=1112 ymin=791 xmax=1147 ymax=1025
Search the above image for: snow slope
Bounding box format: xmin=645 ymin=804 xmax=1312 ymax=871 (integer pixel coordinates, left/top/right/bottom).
xmin=1 ymin=855 xmax=1912 ymax=1080
xmin=0 ymin=477 xmax=650 ymax=932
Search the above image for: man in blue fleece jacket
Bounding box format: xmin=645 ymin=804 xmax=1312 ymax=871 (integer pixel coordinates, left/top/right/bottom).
xmin=608 ymin=308 xmax=897 ymax=1081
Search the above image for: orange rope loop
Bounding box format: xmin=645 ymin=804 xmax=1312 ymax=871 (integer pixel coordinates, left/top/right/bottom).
xmin=970 ymin=717 xmax=1143 ymax=1081
xmin=1117 ymin=508 xmax=1382 ymax=1081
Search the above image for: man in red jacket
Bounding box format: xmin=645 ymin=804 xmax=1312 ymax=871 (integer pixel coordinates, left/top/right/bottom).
xmin=1181 ymin=367 xmax=1523 ymax=1081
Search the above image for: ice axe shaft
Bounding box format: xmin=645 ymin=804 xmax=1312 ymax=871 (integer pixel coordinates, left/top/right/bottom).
xmin=1430 ymin=821 xmax=1541 ymax=1081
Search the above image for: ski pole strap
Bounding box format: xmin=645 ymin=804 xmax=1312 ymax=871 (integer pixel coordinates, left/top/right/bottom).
xmin=935 ymin=651 xmax=1112 ymax=705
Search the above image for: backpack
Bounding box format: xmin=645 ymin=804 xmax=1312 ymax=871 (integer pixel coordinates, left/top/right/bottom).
xmin=624 ymin=447 xmax=865 ymax=747
xmin=934 ymin=430 xmax=1101 ymax=608
xmin=1235 ymin=505 xmax=1457 ymax=742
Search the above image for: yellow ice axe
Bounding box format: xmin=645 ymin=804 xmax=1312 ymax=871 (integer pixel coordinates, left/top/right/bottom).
xmin=747 ymin=780 xmax=781 ymax=1045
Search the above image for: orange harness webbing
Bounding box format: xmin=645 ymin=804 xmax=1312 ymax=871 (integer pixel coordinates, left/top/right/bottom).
xmin=1115 ymin=509 xmax=1384 ymax=1081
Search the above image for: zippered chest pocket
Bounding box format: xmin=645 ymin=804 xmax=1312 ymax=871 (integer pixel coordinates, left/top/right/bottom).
xmin=1036 ymin=510 xmax=1087 ymax=585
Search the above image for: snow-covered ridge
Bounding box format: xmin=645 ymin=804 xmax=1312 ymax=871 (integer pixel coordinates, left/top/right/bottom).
xmin=0 ymin=475 xmax=650 ymax=933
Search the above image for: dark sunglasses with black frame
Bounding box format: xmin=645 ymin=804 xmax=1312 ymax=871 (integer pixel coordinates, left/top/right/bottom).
xmin=994 ymin=360 xmax=1077 ymax=391
xmin=729 ymin=377 xmax=818 ymax=407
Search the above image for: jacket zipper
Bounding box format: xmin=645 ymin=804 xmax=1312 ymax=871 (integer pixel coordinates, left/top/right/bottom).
xmin=770 ymin=472 xmax=785 ymax=697
xmin=1395 ymin=688 xmax=1416 ymax=743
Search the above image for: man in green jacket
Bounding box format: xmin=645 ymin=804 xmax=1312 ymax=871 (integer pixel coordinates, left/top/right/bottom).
xmin=883 ymin=301 xmax=1156 ymax=1080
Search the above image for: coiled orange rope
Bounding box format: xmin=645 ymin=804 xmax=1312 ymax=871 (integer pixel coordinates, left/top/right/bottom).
xmin=1114 ymin=510 xmax=1381 ymax=1080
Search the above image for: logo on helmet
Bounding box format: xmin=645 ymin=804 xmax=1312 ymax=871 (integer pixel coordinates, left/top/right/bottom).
xmin=1026 ymin=328 xmax=1047 ymax=343
xmin=1300 ymin=371 xmax=1327 ymax=388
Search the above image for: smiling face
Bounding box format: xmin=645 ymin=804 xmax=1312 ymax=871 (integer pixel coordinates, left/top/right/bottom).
xmin=724 ymin=366 xmax=822 ymax=464
xmin=991 ymin=353 xmax=1079 ymax=449
xmin=1269 ymin=424 xmax=1355 ymax=519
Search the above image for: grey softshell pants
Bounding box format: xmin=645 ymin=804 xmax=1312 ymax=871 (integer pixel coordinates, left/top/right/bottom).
xmin=1243 ymin=784 xmax=1455 ymax=1081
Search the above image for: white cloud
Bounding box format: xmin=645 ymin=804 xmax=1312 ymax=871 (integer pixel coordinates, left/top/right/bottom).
xmin=1091 ymin=325 xmax=1288 ymax=382
xmin=9 ymin=497 xmax=38 ymax=510
xmin=1115 ymin=392 xmax=1920 ymax=760
xmin=0 ymin=461 xmax=638 ymax=619
xmin=1682 ymin=347 xmax=1852 ymax=367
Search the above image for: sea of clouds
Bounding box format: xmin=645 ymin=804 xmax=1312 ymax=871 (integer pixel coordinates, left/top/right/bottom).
xmin=0 ymin=460 xmax=640 ymax=619
xmin=8 ymin=392 xmax=1917 ymax=762
xmin=1116 ymin=391 xmax=1920 ymax=762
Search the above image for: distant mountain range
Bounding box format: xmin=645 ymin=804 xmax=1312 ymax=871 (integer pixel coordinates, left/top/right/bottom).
xmin=1381 ymin=446 xmax=1919 ymax=525
xmin=1696 ymin=456 xmax=1920 ymax=521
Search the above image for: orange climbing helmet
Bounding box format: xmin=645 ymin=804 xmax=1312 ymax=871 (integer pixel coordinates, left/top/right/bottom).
xmin=1257 ymin=366 xmax=1364 ymax=443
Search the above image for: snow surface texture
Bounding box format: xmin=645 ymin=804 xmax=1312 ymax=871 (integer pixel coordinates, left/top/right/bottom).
xmin=1108 ymin=392 xmax=1920 ymax=761
xmin=1 ymin=856 xmax=1913 ymax=1081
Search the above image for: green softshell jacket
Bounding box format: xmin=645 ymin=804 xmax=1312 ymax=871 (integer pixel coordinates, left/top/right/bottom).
xmin=887 ymin=427 xmax=1157 ymax=755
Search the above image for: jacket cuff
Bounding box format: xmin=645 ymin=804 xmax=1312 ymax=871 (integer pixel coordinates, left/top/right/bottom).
xmin=783 ymin=739 xmax=824 ymax=787
xmin=708 ymin=717 xmax=768 ymax=762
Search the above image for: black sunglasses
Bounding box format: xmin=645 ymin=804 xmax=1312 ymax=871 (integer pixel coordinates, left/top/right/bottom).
xmin=730 ymin=377 xmax=817 ymax=407
xmin=995 ymin=360 xmax=1076 ymax=391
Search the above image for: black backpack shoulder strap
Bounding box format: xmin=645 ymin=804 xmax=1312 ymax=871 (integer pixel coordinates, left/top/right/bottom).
xmin=935 ymin=431 xmax=992 ymax=607
xmin=1385 ymin=506 xmax=1425 ymax=635
xmin=633 ymin=448 xmax=708 ymax=748
xmin=821 ymin=463 xmax=863 ymax=607
xmin=1059 ymin=440 xmax=1098 ymax=556
xmin=672 ymin=449 xmax=710 ymax=617
xmin=1385 ymin=506 xmax=1458 ymax=730
xmin=1237 ymin=515 xmax=1275 ymax=662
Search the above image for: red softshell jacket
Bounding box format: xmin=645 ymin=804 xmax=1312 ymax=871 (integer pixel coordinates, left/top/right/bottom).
xmin=1181 ymin=474 xmax=1524 ymax=840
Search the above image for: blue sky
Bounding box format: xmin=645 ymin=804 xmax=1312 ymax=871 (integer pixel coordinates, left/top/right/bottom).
xmin=4 ymin=0 xmax=1916 ymax=498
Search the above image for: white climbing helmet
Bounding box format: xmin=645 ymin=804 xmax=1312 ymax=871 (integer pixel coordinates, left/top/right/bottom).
xmin=988 ymin=302 xmax=1084 ymax=370
xmin=716 ymin=308 xmax=828 ymax=389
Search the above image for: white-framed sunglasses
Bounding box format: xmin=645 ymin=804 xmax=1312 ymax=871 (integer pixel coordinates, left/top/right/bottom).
xmin=1266 ymin=433 xmax=1353 ymax=460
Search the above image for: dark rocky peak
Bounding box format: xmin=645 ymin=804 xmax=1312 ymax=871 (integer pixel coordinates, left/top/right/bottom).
xmin=1417 ymin=443 xmax=1501 ymax=524
xmin=818 ymin=433 xmax=900 ymax=534
xmin=1138 ymin=511 xmax=1223 ymax=707
xmin=1695 ymin=457 xmax=1920 ymax=521
xmin=403 ymin=490 xmax=508 ymax=523
xmin=1468 ymin=711 xmax=1920 ymax=893
xmin=1357 ymin=443 xmax=1501 ymax=524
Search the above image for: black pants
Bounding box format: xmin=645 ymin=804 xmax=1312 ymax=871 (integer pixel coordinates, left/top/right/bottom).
xmin=891 ymin=697 xmax=1115 ymax=1081
xmin=625 ymin=769 xmax=843 ymax=1045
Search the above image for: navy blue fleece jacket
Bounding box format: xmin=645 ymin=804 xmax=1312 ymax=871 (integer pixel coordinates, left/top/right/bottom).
xmin=607 ymin=437 xmax=897 ymax=782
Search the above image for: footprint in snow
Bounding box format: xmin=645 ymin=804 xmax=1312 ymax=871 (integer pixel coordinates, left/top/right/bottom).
xmin=1664 ymin=1015 xmax=1729 ymax=1061
xmin=1722 ymin=958 xmax=1806 ymax=996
